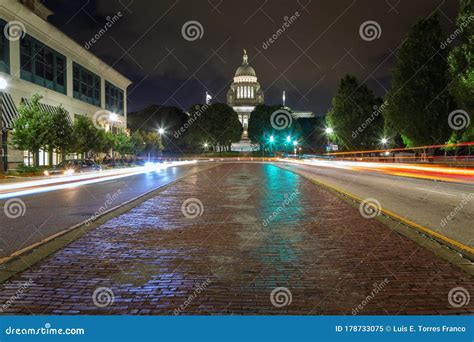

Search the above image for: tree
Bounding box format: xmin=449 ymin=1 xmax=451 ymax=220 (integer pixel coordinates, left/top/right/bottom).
xmin=131 ymin=131 xmax=146 ymax=156
xmin=181 ymin=103 xmax=241 ymax=152
xmin=248 ymin=104 xmax=279 ymax=149
xmin=181 ymin=104 xmax=214 ymax=151
xmin=384 ymin=15 xmax=453 ymax=147
xmin=92 ymin=129 xmax=114 ymax=155
xmin=248 ymin=104 xmax=302 ymax=152
xmin=298 ymin=116 xmax=327 ymax=153
xmin=208 ymin=103 xmax=242 ymax=152
xmin=127 ymin=105 xmax=188 ymax=152
xmin=11 ymin=94 xmax=50 ymax=166
xmin=72 ymin=115 xmax=100 ymax=157
xmin=113 ymin=132 xmax=134 ymax=158
xmin=448 ymin=0 xmax=474 ymax=113
xmin=46 ymin=106 xmax=74 ymax=163
xmin=326 ymin=75 xmax=383 ymax=150
xmin=142 ymin=131 xmax=163 ymax=156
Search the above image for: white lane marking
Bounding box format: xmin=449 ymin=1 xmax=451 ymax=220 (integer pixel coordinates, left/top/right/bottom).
xmin=415 ymin=187 xmax=457 ymax=197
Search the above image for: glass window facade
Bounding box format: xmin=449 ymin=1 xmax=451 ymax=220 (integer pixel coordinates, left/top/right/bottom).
xmin=73 ymin=63 xmax=101 ymax=106
xmin=0 ymin=20 xmax=9 ymax=73
xmin=105 ymin=81 xmax=124 ymax=115
xmin=20 ymin=34 xmax=66 ymax=94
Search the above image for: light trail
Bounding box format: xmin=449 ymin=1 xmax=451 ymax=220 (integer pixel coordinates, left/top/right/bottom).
xmin=324 ymin=141 xmax=474 ymax=156
xmin=279 ymin=158 xmax=474 ymax=184
xmin=0 ymin=161 xmax=198 ymax=199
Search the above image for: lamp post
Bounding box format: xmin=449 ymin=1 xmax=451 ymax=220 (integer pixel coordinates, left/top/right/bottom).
xmin=0 ymin=77 xmax=8 ymax=172
xmin=109 ymin=112 xmax=118 ymax=163
xmin=158 ymin=127 xmax=165 ymax=158
xmin=269 ymin=135 xmax=274 ymax=155
xmin=325 ymin=127 xmax=333 ymax=152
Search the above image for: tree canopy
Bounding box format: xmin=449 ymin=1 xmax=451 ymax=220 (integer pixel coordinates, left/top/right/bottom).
xmin=326 ymin=75 xmax=383 ymax=150
xmin=448 ymin=0 xmax=474 ymax=113
xmin=383 ymin=15 xmax=453 ymax=147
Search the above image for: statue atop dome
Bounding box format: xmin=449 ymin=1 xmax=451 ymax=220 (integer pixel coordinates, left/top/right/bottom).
xmin=243 ymin=49 xmax=248 ymax=64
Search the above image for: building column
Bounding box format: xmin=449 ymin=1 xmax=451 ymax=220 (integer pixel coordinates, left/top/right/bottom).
xmin=123 ymin=88 xmax=127 ymax=129
xmin=66 ymin=58 xmax=73 ymax=98
xmin=9 ymin=38 xmax=20 ymax=77
xmin=100 ymin=78 xmax=106 ymax=109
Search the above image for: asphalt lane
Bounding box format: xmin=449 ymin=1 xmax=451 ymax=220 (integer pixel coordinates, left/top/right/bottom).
xmin=0 ymin=163 xmax=212 ymax=258
xmin=278 ymin=161 xmax=474 ymax=249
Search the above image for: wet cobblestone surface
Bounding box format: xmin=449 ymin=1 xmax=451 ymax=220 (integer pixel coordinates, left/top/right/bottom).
xmin=0 ymin=163 xmax=472 ymax=314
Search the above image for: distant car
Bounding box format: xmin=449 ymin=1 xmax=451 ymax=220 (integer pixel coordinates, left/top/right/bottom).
xmin=44 ymin=159 xmax=102 ymax=176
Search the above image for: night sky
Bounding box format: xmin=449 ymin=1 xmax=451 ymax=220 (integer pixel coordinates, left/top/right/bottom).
xmin=44 ymin=0 xmax=459 ymax=115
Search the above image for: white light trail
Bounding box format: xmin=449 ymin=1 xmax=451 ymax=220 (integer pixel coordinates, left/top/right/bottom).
xmin=0 ymin=161 xmax=197 ymax=199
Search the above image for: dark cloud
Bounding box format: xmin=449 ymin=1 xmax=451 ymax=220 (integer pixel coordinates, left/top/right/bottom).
xmin=45 ymin=0 xmax=458 ymax=114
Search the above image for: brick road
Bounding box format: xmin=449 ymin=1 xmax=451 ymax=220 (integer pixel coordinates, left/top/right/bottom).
xmin=0 ymin=163 xmax=472 ymax=314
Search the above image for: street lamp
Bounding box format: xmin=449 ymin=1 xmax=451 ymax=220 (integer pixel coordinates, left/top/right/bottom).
xmin=324 ymin=127 xmax=333 ymax=151
xmin=158 ymin=128 xmax=165 ymax=135
xmin=286 ymin=135 xmax=291 ymax=143
xmin=269 ymin=135 xmax=274 ymax=143
xmin=293 ymin=140 xmax=298 ymax=155
xmin=0 ymin=77 xmax=7 ymax=90
xmin=381 ymin=137 xmax=388 ymax=145
xmin=0 ymin=77 xmax=8 ymax=172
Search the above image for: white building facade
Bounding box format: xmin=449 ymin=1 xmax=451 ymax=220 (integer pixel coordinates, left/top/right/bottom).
xmin=0 ymin=0 xmax=132 ymax=170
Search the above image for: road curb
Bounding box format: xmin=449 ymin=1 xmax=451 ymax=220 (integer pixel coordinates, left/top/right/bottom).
xmin=0 ymin=163 xmax=220 ymax=284
xmin=275 ymin=163 xmax=474 ymax=274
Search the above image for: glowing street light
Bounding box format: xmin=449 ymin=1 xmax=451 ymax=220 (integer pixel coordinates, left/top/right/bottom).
xmin=0 ymin=77 xmax=8 ymax=90
xmin=325 ymin=127 xmax=334 ymax=135
xmin=158 ymin=128 xmax=165 ymax=135
xmin=269 ymin=135 xmax=275 ymax=143
xmin=203 ymin=143 xmax=209 ymax=148
xmin=286 ymin=135 xmax=291 ymax=143
xmin=293 ymin=141 xmax=298 ymax=146
xmin=381 ymin=137 xmax=388 ymax=145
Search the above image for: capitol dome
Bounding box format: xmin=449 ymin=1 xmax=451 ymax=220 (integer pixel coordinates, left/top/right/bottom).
xmin=235 ymin=64 xmax=256 ymax=77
